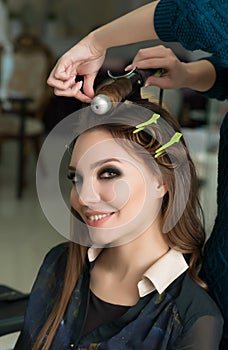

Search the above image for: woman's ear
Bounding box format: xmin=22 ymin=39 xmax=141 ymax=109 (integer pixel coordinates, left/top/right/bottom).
xmin=154 ymin=179 xmax=168 ymax=198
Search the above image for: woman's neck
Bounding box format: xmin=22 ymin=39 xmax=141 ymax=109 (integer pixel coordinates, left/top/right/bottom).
xmin=96 ymin=222 xmax=169 ymax=280
xmin=90 ymin=221 xmax=169 ymax=306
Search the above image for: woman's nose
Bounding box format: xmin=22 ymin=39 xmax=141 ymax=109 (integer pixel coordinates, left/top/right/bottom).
xmin=77 ymin=179 xmax=100 ymax=205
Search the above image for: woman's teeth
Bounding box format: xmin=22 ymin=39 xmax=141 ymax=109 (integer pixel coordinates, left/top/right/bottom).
xmin=88 ymin=213 xmax=112 ymax=221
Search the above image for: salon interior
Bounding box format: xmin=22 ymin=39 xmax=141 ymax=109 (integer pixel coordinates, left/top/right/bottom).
xmin=0 ymin=0 xmax=227 ymax=348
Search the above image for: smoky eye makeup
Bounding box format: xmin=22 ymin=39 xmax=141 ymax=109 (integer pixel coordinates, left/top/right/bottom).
xmin=67 ymin=168 xmax=82 ymax=185
xmin=98 ymin=166 xmax=122 ymax=180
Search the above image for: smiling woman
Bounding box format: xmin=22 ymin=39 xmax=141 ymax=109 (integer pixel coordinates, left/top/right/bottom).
xmin=14 ymin=100 xmax=223 ymax=350
xmin=69 ymin=128 xmax=166 ymax=247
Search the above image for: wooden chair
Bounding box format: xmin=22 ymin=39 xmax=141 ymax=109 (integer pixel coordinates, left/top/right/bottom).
xmin=0 ymin=33 xmax=55 ymax=198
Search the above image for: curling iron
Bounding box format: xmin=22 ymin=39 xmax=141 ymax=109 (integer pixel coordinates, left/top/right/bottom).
xmin=90 ymin=67 xmax=163 ymax=115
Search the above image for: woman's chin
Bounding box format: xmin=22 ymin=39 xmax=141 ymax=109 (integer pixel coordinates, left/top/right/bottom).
xmin=88 ymin=226 xmax=140 ymax=248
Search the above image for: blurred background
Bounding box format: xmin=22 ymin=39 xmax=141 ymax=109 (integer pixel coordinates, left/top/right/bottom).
xmin=0 ymin=0 xmax=227 ymax=348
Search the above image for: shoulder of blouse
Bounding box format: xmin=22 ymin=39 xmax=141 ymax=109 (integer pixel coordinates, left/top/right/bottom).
xmin=39 ymin=242 xmax=69 ymax=271
xmin=170 ymin=272 xmax=224 ymax=331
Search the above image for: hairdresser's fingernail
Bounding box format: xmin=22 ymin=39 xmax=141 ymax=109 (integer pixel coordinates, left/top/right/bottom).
xmin=144 ymin=81 xmax=151 ymax=87
xmin=125 ymin=65 xmax=132 ymax=71
xmin=77 ymin=80 xmax=83 ymax=89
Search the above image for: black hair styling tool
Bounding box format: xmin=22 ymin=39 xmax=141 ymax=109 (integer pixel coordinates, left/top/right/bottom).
xmin=91 ymin=67 xmax=163 ymax=115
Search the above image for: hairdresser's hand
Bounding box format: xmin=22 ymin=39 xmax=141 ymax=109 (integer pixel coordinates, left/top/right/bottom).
xmin=126 ymin=45 xmax=216 ymax=92
xmin=47 ymin=34 xmax=106 ymax=103
xmin=126 ymin=45 xmax=189 ymax=89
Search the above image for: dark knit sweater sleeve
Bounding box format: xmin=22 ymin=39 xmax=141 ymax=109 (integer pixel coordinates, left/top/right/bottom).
xmin=199 ymin=56 xmax=228 ymax=100
xmin=154 ymin=0 xmax=228 ymax=65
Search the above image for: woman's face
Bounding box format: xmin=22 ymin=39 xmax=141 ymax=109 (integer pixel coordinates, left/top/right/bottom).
xmin=69 ymin=129 xmax=166 ymax=247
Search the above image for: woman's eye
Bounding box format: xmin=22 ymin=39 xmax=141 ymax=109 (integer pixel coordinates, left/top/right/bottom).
xmin=98 ymin=167 xmax=121 ymax=179
xmin=67 ymin=172 xmax=82 ymax=185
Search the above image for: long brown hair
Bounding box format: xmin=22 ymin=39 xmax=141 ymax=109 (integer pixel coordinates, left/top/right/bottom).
xmin=33 ymin=100 xmax=206 ymax=349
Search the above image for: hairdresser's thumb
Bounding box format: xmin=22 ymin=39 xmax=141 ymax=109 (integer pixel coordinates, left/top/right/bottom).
xmin=83 ymin=74 xmax=96 ymax=98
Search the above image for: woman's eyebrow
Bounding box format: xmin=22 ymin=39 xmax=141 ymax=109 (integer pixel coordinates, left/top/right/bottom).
xmin=68 ymin=159 xmax=121 ymax=172
xmin=91 ymin=158 xmax=121 ymax=170
xmin=68 ymin=165 xmax=76 ymax=171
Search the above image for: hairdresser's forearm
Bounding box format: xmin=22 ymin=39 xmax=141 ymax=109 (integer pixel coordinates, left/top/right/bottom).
xmin=90 ymin=1 xmax=159 ymax=51
xmin=184 ymin=60 xmax=216 ymax=92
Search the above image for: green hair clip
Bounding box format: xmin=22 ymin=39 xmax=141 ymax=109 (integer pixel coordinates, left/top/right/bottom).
xmin=133 ymin=113 xmax=160 ymax=133
xmin=154 ymin=132 xmax=182 ymax=158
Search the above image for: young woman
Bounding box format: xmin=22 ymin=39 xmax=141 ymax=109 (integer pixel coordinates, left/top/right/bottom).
xmin=15 ymin=100 xmax=223 ymax=349
xmin=47 ymin=1 xmax=228 ymax=346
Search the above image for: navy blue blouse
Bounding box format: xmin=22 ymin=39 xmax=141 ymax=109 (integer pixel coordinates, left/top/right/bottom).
xmin=14 ymin=243 xmax=223 ymax=349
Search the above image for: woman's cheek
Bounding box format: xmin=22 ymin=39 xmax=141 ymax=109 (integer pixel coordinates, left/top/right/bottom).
xmin=70 ymin=187 xmax=79 ymax=209
xmin=104 ymin=179 xmax=131 ymax=209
